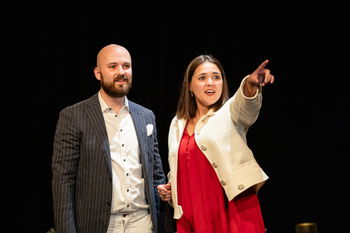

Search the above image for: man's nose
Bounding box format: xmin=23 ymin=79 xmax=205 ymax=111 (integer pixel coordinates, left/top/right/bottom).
xmin=116 ymin=65 xmax=125 ymax=74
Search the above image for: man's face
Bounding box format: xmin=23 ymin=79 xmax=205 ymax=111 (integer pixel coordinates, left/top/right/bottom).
xmin=95 ymin=46 xmax=133 ymax=97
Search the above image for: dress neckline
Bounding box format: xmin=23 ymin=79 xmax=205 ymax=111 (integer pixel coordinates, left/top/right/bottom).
xmin=184 ymin=123 xmax=194 ymax=137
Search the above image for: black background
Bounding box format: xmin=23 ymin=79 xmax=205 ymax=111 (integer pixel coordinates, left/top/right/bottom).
xmin=8 ymin=1 xmax=349 ymax=232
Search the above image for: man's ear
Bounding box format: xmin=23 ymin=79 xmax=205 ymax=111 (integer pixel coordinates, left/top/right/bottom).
xmin=94 ymin=67 xmax=101 ymax=80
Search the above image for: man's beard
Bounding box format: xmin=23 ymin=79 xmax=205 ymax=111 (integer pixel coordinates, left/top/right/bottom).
xmin=100 ymin=74 xmax=132 ymax=98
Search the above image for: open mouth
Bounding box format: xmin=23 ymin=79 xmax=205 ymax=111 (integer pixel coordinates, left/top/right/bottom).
xmin=205 ymin=89 xmax=216 ymax=94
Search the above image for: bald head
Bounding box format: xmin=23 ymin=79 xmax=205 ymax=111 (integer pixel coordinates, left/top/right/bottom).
xmin=96 ymin=44 xmax=131 ymax=68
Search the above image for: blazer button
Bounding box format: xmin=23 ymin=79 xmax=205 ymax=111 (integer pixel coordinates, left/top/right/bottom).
xmin=212 ymin=162 xmax=218 ymax=168
xmin=220 ymin=180 xmax=226 ymax=186
xmin=238 ymin=184 xmax=245 ymax=190
xmin=201 ymin=145 xmax=207 ymax=151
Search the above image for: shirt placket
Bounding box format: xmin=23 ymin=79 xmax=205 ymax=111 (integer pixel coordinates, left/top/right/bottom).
xmin=120 ymin=120 xmax=132 ymax=211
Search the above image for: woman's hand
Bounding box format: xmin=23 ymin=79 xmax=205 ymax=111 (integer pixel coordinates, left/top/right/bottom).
xmin=248 ymin=59 xmax=275 ymax=87
xmin=244 ymin=59 xmax=275 ymax=97
xmin=157 ymin=182 xmax=172 ymax=202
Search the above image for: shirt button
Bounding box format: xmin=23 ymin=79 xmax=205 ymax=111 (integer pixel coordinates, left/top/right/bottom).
xmin=200 ymin=145 xmax=207 ymax=151
xmin=212 ymin=162 xmax=218 ymax=168
xmin=220 ymin=180 xmax=226 ymax=186
xmin=238 ymin=184 xmax=245 ymax=190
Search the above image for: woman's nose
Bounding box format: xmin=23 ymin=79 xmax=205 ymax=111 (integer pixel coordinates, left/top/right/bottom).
xmin=206 ymin=77 xmax=214 ymax=85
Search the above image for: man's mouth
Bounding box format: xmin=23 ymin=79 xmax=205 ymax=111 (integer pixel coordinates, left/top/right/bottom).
xmin=115 ymin=76 xmax=128 ymax=83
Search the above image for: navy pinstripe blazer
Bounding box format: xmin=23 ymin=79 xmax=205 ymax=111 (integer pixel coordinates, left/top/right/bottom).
xmin=52 ymin=93 xmax=166 ymax=233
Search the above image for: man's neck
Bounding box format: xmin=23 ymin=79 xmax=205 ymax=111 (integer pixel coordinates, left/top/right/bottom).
xmin=100 ymin=90 xmax=126 ymax=113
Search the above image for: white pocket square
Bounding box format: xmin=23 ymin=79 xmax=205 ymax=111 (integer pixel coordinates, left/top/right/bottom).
xmin=146 ymin=124 xmax=154 ymax=136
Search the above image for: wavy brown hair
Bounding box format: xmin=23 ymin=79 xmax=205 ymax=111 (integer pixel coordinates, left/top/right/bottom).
xmin=176 ymin=54 xmax=229 ymax=120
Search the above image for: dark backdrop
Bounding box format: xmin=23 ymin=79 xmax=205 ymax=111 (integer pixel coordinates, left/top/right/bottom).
xmin=11 ymin=1 xmax=349 ymax=233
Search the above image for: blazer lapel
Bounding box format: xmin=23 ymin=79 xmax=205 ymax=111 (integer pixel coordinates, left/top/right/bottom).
xmin=85 ymin=94 xmax=112 ymax=174
xmin=129 ymin=102 xmax=147 ymax=166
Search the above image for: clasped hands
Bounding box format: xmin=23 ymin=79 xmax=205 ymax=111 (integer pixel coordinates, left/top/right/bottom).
xmin=157 ymin=182 xmax=172 ymax=202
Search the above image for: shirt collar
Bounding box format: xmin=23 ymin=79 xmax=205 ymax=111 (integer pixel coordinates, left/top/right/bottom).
xmin=98 ymin=91 xmax=130 ymax=113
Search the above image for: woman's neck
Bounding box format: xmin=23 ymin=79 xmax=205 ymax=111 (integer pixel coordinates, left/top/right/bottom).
xmin=186 ymin=107 xmax=209 ymax=136
xmin=194 ymin=106 xmax=209 ymax=121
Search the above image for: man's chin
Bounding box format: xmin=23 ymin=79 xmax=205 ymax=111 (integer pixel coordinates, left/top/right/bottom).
xmin=111 ymin=87 xmax=131 ymax=98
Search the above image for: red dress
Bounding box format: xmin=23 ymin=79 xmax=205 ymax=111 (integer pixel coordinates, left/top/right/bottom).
xmin=176 ymin=128 xmax=266 ymax=233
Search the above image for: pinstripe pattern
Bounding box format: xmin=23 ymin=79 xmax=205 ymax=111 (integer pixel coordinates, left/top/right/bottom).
xmin=52 ymin=93 xmax=166 ymax=233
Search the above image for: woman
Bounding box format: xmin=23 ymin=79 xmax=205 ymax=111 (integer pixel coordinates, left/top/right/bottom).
xmin=158 ymin=55 xmax=275 ymax=233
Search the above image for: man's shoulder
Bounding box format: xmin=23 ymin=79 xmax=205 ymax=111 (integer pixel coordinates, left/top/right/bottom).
xmin=128 ymin=100 xmax=153 ymax=114
xmin=60 ymin=93 xmax=99 ymax=113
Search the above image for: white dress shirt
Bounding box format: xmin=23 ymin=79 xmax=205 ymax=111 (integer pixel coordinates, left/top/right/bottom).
xmin=98 ymin=92 xmax=149 ymax=214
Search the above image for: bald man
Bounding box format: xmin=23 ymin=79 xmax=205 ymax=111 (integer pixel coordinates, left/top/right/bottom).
xmin=52 ymin=44 xmax=167 ymax=233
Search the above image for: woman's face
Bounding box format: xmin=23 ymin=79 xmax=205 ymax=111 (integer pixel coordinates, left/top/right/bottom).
xmin=190 ymin=61 xmax=223 ymax=111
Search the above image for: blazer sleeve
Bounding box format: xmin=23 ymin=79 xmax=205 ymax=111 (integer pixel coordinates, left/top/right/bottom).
xmin=229 ymin=75 xmax=263 ymax=132
xmin=150 ymin=112 xmax=166 ymax=188
xmin=51 ymin=107 xmax=79 ymax=233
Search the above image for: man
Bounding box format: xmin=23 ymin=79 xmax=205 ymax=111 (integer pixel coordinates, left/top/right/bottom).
xmin=52 ymin=44 xmax=167 ymax=233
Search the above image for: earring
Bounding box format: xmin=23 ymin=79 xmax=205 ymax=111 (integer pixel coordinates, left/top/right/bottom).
xmin=190 ymin=92 xmax=193 ymax=98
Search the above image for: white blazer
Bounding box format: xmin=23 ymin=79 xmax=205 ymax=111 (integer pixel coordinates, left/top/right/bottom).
xmin=167 ymin=76 xmax=269 ymax=219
